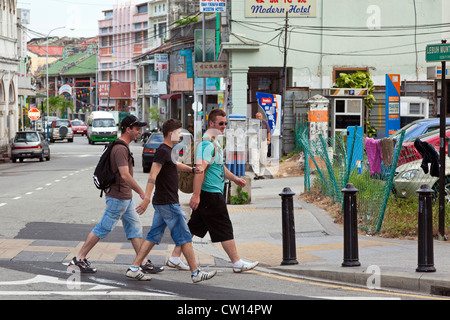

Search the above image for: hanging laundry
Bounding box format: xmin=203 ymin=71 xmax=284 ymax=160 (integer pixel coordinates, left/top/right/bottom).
xmin=414 ymin=138 xmax=440 ymax=177
xmin=381 ymin=138 xmax=394 ymax=166
xmin=365 ymin=137 xmax=382 ymax=175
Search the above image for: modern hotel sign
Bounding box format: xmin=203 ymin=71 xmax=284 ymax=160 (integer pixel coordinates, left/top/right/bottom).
xmin=245 ymin=0 xmax=316 ymax=18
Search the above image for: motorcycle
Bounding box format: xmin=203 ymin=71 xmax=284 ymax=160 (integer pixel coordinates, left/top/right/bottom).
xmin=141 ymin=128 xmax=151 ymax=144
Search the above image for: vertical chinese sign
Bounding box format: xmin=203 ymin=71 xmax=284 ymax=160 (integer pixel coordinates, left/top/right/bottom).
xmin=385 ymin=74 xmax=401 ymax=137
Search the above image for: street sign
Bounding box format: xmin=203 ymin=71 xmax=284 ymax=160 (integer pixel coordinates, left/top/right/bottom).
xmin=154 ymin=54 xmax=168 ymax=71
xmin=197 ymin=62 xmax=228 ymax=78
xmin=426 ymin=43 xmax=450 ymax=62
xmin=200 ymin=0 xmax=226 ymax=13
xmin=426 ymin=41 xmax=449 ymax=240
xmin=28 ymin=108 xmax=40 ymax=121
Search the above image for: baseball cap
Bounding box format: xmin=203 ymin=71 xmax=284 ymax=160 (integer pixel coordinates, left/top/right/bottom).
xmin=121 ymin=115 xmax=147 ymax=130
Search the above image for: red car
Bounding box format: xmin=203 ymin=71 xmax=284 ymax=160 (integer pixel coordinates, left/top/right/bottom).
xmin=398 ymin=128 xmax=450 ymax=166
xmin=71 ymin=119 xmax=87 ymax=136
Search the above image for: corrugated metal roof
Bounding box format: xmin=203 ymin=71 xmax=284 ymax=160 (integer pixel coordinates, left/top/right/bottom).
xmin=62 ymin=54 xmax=97 ymax=76
xmin=43 ymin=52 xmax=92 ymax=76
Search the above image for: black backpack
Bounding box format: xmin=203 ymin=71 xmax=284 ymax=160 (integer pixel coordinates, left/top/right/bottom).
xmin=93 ymin=139 xmax=133 ymax=197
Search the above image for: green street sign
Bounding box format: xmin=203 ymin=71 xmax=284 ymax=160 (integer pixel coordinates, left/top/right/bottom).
xmin=426 ymin=43 xmax=450 ymax=62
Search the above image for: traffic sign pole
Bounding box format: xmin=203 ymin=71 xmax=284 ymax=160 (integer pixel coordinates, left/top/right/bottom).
xmin=440 ymin=43 xmax=447 ymax=240
xmin=426 ymin=40 xmax=449 ymax=241
xmin=439 ymin=57 xmax=446 ymax=240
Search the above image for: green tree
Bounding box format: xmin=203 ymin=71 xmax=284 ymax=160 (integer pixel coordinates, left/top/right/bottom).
xmin=44 ymin=96 xmax=74 ymax=118
xmin=334 ymin=72 xmax=376 ymax=137
xmin=148 ymin=106 xmax=165 ymax=130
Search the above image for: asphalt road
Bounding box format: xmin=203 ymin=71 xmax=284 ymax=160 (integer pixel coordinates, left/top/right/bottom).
xmin=0 ymin=135 xmax=439 ymax=303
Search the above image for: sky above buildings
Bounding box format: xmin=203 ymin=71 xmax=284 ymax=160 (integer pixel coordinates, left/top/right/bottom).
xmin=19 ymin=0 xmax=124 ymax=39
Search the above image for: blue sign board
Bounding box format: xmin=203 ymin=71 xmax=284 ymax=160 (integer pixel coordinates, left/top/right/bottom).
xmin=180 ymin=49 xmax=193 ymax=79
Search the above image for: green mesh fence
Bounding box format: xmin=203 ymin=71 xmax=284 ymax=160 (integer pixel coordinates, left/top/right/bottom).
xmin=297 ymin=123 xmax=405 ymax=234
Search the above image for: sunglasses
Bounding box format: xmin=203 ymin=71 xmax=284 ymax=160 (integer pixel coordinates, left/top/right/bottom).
xmin=215 ymin=121 xmax=228 ymax=126
xmin=128 ymin=120 xmax=139 ymax=127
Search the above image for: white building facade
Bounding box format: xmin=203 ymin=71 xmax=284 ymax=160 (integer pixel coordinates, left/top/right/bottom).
xmin=223 ymin=0 xmax=450 ymax=136
xmin=0 ymin=0 xmax=19 ymax=157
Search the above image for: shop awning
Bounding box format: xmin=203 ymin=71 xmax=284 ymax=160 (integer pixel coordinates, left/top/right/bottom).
xmin=160 ymin=93 xmax=181 ymax=100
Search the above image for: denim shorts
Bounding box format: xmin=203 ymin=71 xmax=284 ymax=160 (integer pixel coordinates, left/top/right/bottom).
xmin=92 ymin=197 xmax=143 ymax=240
xmin=145 ymin=203 xmax=192 ymax=247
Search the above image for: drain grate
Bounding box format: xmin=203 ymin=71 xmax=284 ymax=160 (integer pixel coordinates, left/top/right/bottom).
xmin=430 ymin=286 xmax=450 ymax=297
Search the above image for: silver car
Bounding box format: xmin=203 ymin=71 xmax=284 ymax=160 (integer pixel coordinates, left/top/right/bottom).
xmin=11 ymin=131 xmax=51 ymax=162
xmin=49 ymin=119 xmax=73 ymax=143
xmin=393 ymin=159 xmax=450 ymax=201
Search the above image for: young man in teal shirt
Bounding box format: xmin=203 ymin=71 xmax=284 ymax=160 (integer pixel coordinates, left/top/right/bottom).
xmin=189 ymin=109 xmax=259 ymax=273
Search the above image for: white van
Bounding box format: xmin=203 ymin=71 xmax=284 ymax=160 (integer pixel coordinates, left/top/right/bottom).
xmin=87 ymin=111 xmax=118 ymax=144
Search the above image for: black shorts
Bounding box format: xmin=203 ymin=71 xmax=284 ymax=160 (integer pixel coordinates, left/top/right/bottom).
xmin=188 ymin=190 xmax=234 ymax=243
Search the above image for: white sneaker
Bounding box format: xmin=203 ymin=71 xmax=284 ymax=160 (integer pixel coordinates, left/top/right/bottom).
xmin=233 ymin=261 xmax=259 ymax=273
xmin=166 ymin=258 xmax=190 ymax=271
xmin=191 ymin=269 xmax=217 ymax=283
xmin=126 ymin=268 xmax=152 ymax=281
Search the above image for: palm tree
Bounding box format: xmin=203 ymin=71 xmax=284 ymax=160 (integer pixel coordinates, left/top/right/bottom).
xmin=44 ymin=96 xmax=74 ymax=118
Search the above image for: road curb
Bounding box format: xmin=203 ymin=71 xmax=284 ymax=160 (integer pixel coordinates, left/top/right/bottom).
xmin=270 ymin=265 xmax=450 ymax=295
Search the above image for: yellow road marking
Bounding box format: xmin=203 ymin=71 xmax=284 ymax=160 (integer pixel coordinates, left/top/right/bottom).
xmin=251 ymin=270 xmax=450 ymax=300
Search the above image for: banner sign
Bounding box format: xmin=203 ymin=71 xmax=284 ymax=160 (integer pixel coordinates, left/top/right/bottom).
xmin=59 ymin=84 xmax=72 ymax=96
xmin=194 ymin=29 xmax=216 ymax=63
xmin=245 ymin=0 xmax=316 ymax=18
xmin=256 ymin=92 xmax=282 ymax=136
xmin=385 ymin=74 xmax=401 ymax=137
xmin=181 ymin=49 xmax=194 ymax=78
xmin=197 ymin=62 xmax=228 ymax=78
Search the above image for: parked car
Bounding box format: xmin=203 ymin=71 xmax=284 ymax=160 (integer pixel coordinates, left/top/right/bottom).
xmin=49 ymin=119 xmax=74 ymax=143
xmin=142 ymin=132 xmax=164 ymax=173
xmin=37 ymin=116 xmax=59 ymax=133
xmin=71 ymin=119 xmax=87 ymax=136
xmin=393 ymin=159 xmax=450 ymax=201
xmin=11 ymin=131 xmax=50 ymax=162
xmin=391 ymin=118 xmax=450 ymax=143
xmin=141 ymin=131 xmax=193 ymax=173
xmin=397 ymin=128 xmax=450 ymax=166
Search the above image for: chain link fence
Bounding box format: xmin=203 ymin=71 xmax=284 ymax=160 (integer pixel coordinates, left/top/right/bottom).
xmin=297 ymin=123 xmax=405 ymax=234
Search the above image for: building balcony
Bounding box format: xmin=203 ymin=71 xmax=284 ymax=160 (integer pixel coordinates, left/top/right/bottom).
xmin=136 ymin=81 xmax=167 ymax=96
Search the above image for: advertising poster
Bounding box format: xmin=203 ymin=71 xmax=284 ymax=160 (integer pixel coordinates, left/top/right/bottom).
xmin=385 ymin=74 xmax=401 ymax=137
xmin=256 ymin=92 xmax=282 ymax=136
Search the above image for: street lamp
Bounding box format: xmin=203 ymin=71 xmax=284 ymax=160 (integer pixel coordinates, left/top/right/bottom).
xmin=45 ymin=26 xmax=74 ymax=140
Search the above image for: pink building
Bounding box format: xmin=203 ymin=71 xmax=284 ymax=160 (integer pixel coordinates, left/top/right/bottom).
xmin=98 ymin=1 xmax=149 ymax=112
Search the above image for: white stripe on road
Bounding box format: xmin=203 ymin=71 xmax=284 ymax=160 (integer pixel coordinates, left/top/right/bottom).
xmin=0 ymin=203 xmax=6 ymax=207
xmin=0 ymin=275 xmax=173 ymax=298
xmin=0 ymin=291 xmax=172 ymax=297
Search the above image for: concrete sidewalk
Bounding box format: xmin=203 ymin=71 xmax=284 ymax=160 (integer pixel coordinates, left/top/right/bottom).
xmin=179 ymin=175 xmax=450 ymax=296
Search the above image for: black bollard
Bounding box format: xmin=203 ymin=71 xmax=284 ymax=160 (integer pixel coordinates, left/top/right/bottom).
xmin=341 ymin=183 xmax=361 ymax=267
xmin=416 ymin=184 xmax=436 ymax=272
xmin=279 ymin=187 xmax=298 ymax=265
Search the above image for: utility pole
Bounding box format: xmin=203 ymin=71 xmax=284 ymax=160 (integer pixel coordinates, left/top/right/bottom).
xmin=202 ymin=12 xmax=207 ymax=131
xmin=107 ymin=71 xmax=112 ymax=111
xmin=439 ymin=39 xmax=448 ymax=241
xmin=281 ymin=12 xmax=289 ymax=156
